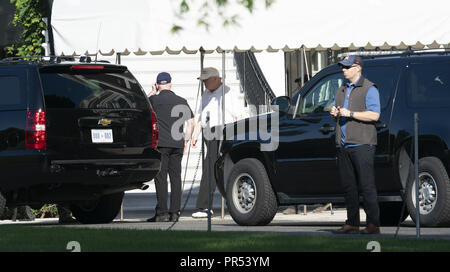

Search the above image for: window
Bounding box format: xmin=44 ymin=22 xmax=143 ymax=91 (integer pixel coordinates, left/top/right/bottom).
xmin=296 ymin=73 xmax=345 ymax=116
xmin=363 ymin=65 xmax=397 ymax=110
xmin=0 ymin=76 xmax=25 ymax=109
xmin=406 ymin=62 xmax=450 ymax=108
xmin=40 ymin=71 xmax=149 ymax=110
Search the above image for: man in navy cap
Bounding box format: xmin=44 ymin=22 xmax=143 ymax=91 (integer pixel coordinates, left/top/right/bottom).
xmin=330 ymin=55 xmax=381 ymax=234
xmin=147 ymin=72 xmax=195 ymax=222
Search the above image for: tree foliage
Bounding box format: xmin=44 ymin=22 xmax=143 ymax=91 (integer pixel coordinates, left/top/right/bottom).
xmin=8 ymin=0 xmax=46 ymax=57
xmin=172 ymin=0 xmax=274 ymax=33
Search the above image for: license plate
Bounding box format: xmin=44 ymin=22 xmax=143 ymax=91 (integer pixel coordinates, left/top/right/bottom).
xmin=91 ymin=129 xmax=113 ymax=143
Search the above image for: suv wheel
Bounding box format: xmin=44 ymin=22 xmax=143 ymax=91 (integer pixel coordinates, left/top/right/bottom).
xmin=70 ymin=192 xmax=124 ymax=224
xmin=379 ymin=202 xmax=407 ymax=226
xmin=226 ymin=158 xmax=277 ymax=226
xmin=406 ymin=157 xmax=450 ymax=226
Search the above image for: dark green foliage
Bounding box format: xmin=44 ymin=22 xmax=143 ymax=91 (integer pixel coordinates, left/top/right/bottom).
xmin=7 ymin=0 xmax=46 ymax=57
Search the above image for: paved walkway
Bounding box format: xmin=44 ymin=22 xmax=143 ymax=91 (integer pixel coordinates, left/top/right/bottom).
xmin=3 ymin=209 xmax=450 ymax=240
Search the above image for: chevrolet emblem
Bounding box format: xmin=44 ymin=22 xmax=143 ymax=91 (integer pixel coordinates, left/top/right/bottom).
xmin=98 ymin=118 xmax=112 ymax=126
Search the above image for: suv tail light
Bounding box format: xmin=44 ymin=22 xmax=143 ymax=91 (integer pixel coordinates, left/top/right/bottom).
xmin=150 ymin=109 xmax=158 ymax=149
xmin=26 ymin=109 xmax=46 ymax=150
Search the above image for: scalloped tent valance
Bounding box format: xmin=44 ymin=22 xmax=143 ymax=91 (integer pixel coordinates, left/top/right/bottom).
xmin=51 ymin=0 xmax=450 ymax=56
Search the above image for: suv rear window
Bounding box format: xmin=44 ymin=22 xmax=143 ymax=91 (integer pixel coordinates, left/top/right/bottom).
xmin=40 ymin=70 xmax=149 ymax=109
xmin=406 ymin=61 xmax=450 ymax=108
xmin=0 ymin=75 xmax=25 ymax=109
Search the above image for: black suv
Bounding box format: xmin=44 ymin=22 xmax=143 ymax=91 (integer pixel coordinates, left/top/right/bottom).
xmin=0 ymin=56 xmax=160 ymax=223
xmin=216 ymin=50 xmax=450 ymax=227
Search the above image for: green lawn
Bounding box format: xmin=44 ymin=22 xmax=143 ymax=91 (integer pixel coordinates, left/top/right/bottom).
xmin=1 ymin=225 xmax=450 ymax=252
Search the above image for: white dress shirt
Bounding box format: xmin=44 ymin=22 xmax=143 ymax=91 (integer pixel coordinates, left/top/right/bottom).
xmin=195 ymin=84 xmax=244 ymax=128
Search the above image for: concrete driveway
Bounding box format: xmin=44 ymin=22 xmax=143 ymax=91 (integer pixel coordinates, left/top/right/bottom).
xmin=2 ymin=208 xmax=450 ymax=240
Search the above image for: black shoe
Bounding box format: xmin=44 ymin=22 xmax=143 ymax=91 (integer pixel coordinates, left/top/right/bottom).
xmin=360 ymin=223 xmax=381 ymax=235
xmin=170 ymin=212 xmax=180 ymax=222
xmin=147 ymin=213 xmax=170 ymax=222
xmin=332 ymin=224 xmax=360 ymax=234
xmin=58 ymin=216 xmax=78 ymax=224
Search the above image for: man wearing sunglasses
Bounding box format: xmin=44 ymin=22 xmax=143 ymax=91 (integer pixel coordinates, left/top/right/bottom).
xmin=330 ymin=55 xmax=381 ymax=235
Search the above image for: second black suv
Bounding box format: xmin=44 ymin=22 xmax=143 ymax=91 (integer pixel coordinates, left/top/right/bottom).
xmin=0 ymin=57 xmax=160 ymax=223
xmin=216 ymin=50 xmax=450 ymax=227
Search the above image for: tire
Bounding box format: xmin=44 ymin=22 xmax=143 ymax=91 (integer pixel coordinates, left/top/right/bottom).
xmin=406 ymin=157 xmax=450 ymax=226
xmin=379 ymin=202 xmax=407 ymax=226
xmin=70 ymin=192 xmax=124 ymax=224
xmin=226 ymin=158 xmax=278 ymax=226
xmin=0 ymin=191 xmax=6 ymax=219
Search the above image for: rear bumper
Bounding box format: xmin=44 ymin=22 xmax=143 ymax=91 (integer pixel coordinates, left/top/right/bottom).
xmin=1 ymin=146 xmax=162 ymax=205
xmin=4 ymin=156 xmax=161 ymax=205
xmin=48 ymin=158 xmax=161 ymax=181
xmin=2 ymin=153 xmax=161 ymax=190
xmin=50 ymin=158 xmax=160 ymax=170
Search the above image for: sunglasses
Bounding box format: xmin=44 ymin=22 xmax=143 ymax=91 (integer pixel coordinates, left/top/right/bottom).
xmin=341 ymin=64 xmax=358 ymax=69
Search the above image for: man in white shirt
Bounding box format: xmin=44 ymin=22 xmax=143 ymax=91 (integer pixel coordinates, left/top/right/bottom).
xmin=191 ymin=67 xmax=245 ymax=218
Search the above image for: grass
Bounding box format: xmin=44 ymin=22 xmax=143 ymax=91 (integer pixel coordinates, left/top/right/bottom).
xmin=1 ymin=225 xmax=450 ymax=252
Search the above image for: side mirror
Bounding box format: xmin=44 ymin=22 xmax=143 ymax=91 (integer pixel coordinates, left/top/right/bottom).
xmin=271 ymin=96 xmax=291 ymax=113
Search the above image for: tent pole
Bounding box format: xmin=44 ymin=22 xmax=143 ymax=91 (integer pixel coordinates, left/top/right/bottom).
xmin=221 ymin=51 xmax=226 ymax=220
xmin=414 ymin=113 xmax=421 ymax=238
xmin=300 ymin=49 xmax=305 ymax=88
xmin=222 ymin=51 xmax=226 ymax=128
xmin=116 ymin=52 xmax=122 ymax=222
xmin=117 ymin=51 xmax=123 ymax=222
xmin=200 ymin=49 xmax=211 ymax=232
xmin=116 ymin=52 xmax=121 ymax=65
xmin=303 ymin=47 xmax=310 ymax=80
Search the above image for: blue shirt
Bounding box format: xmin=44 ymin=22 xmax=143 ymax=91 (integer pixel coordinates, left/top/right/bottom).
xmin=335 ymin=77 xmax=380 ymax=148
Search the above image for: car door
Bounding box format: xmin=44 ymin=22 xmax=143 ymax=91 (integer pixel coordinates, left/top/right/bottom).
xmin=362 ymin=63 xmax=400 ymax=193
xmin=275 ymin=71 xmax=345 ymax=197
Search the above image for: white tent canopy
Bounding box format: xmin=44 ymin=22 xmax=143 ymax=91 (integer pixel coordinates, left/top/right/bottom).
xmin=52 ymin=0 xmax=450 ymax=55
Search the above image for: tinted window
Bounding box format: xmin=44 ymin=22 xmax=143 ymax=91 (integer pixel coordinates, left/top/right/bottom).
xmin=406 ymin=62 xmax=450 ymax=108
xmin=296 ymin=72 xmax=344 ymax=115
xmin=0 ymin=76 xmax=25 ymax=109
xmin=363 ymin=65 xmax=396 ymax=110
xmin=40 ymin=70 xmax=149 ymax=110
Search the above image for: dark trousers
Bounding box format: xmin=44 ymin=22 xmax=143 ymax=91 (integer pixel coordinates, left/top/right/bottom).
xmin=196 ymin=139 xmax=219 ymax=210
xmin=154 ymin=147 xmax=183 ymax=215
xmin=337 ymin=145 xmax=380 ymax=226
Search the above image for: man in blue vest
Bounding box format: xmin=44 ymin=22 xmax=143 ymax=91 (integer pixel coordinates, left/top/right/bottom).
xmin=330 ymin=55 xmax=381 ymax=234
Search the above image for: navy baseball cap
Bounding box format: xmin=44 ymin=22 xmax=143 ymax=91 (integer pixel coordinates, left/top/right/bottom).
xmin=338 ymin=55 xmax=363 ymax=67
xmin=156 ymin=72 xmax=171 ymax=85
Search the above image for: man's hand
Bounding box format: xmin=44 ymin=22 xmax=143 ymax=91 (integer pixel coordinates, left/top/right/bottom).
xmin=330 ymin=106 xmax=340 ymax=118
xmin=191 ymin=137 xmax=198 ymax=148
xmin=148 ymin=83 xmax=158 ymax=97
xmin=333 ymin=107 xmax=380 ymax=122
xmin=190 ymin=120 xmax=202 ymax=148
